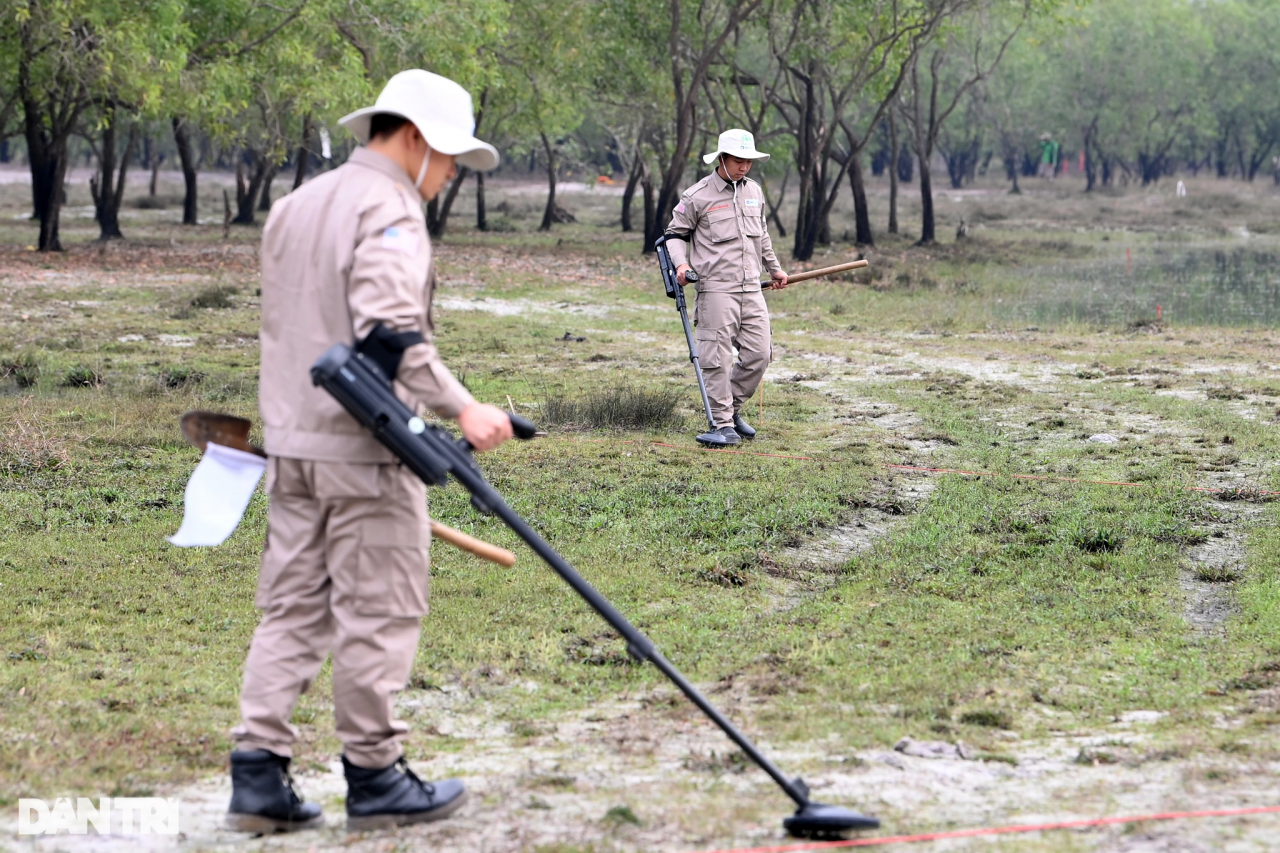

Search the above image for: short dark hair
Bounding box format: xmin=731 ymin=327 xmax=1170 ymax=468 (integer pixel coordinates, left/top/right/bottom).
xmin=369 ymin=113 xmax=410 ymax=140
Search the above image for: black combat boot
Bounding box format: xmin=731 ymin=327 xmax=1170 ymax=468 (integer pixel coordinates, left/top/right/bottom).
xmin=343 ymin=755 xmax=468 ymax=830
xmin=696 ymin=425 xmax=742 ymax=447
xmin=732 ymin=413 xmax=757 ymax=439
xmin=225 ymin=749 xmax=324 ymax=833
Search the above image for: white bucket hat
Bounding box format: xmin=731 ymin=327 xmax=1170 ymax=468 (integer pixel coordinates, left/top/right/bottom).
xmin=703 ymin=128 xmax=770 ymax=164
xmin=339 ymin=70 xmax=500 ymax=172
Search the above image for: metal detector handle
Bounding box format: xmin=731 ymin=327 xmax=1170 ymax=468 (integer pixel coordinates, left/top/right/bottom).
xmin=508 ymin=413 xmax=538 ymax=440
xmin=459 ymin=413 xmax=538 ymax=453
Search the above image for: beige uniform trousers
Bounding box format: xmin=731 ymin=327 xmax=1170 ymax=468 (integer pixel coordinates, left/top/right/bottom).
xmin=694 ymin=289 xmax=772 ymax=428
xmin=232 ymin=457 xmax=431 ymax=769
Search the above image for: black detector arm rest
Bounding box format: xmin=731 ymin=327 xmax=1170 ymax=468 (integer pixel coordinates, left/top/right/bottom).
xmin=355 ymin=323 xmax=425 ymax=383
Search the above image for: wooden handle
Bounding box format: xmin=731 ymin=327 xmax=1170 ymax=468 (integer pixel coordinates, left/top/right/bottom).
xmin=181 ymin=412 xmax=514 ymax=566
xmin=763 ymin=258 xmax=869 ymax=287
xmin=430 ymin=520 xmax=516 ymax=567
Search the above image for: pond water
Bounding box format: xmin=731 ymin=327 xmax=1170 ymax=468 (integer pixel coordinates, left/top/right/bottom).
xmin=1006 ymin=247 xmax=1280 ymax=327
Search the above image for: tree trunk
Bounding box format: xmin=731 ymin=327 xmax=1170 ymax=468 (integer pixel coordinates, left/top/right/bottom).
xmin=762 ymin=166 xmax=789 ymax=238
xmin=90 ymin=111 xmax=138 ymax=240
xmin=1082 ymin=122 xmax=1097 ymax=192
xmin=476 ymin=170 xmax=487 ymax=230
xmin=293 ymin=113 xmax=311 ymax=190
xmin=1138 ymin=152 xmax=1162 ymax=186
xmin=848 ymin=149 xmax=873 ymax=246
xmin=1004 ymin=150 xmax=1021 ymax=194
xmin=22 ymin=89 xmax=74 ymax=251
xmin=430 ymin=167 xmax=470 ymax=237
xmin=258 ymin=164 xmax=279 ymax=211
xmin=898 ymin=146 xmax=914 ymax=183
xmin=173 ymin=116 xmax=199 ymax=225
xmin=917 ymin=146 xmax=935 ymax=244
xmin=23 ymin=106 xmax=54 ymax=224
xmin=646 ymin=184 xmax=674 ymax=251
xmin=793 ymin=189 xmax=820 ymax=261
xmin=943 ymin=138 xmax=980 ymax=189
xmin=234 ymin=153 xmax=269 ymax=224
xmin=888 ymin=112 xmax=900 ymax=234
xmin=146 ymin=136 xmax=163 ymax=197
xmin=621 ymin=156 xmax=642 ymax=232
xmin=1246 ymin=140 xmax=1275 ymax=181
xmin=538 ymin=132 xmax=557 ymax=232
xmin=39 ymin=147 xmax=69 ymax=251
xmin=791 ymin=70 xmax=820 ymax=261
xmin=641 ymin=169 xmax=656 ymax=246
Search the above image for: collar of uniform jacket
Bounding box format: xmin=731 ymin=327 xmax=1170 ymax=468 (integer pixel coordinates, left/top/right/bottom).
xmin=711 ymin=170 xmax=744 ymax=193
xmin=347 ymin=147 xmax=421 ymax=199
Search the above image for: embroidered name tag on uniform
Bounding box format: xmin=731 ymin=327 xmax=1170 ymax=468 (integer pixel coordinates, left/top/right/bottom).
xmin=381 ymin=226 xmax=420 ymax=257
xmin=707 ymin=203 xmax=731 ymax=213
xmin=744 ymin=198 xmax=759 ymax=207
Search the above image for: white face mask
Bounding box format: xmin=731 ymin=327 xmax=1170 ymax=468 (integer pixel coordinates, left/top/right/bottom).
xmin=415 ymin=145 xmax=432 ymax=193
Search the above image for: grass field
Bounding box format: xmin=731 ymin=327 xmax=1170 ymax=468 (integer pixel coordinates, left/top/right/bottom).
xmin=2 ymin=166 xmax=1280 ymax=851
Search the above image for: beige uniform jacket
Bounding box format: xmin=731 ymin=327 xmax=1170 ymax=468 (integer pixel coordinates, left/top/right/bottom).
xmin=665 ymin=171 xmax=782 ymax=293
xmin=260 ymin=147 xmax=475 ymax=463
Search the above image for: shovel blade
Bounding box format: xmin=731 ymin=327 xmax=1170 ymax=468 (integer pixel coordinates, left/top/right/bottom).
xmin=180 ymin=411 xmax=263 ymax=457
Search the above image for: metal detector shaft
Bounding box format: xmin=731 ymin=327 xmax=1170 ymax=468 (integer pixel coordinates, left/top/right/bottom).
xmin=655 ymin=235 xmax=716 ymax=433
xmin=311 ymin=344 xmax=812 ymax=810
xmin=673 ymin=284 xmax=716 ymax=433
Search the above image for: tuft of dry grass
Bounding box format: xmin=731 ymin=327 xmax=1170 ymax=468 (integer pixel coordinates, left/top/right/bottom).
xmin=541 ymin=385 xmax=684 ymax=430
xmin=0 ymin=397 xmax=69 ymax=475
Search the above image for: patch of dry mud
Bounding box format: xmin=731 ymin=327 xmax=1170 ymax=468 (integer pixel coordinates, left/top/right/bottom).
xmin=779 ymin=479 xmax=934 ymax=569
xmin=1181 ymin=496 xmax=1264 ymax=638
xmin=907 ymin=353 xmax=1066 ymax=392
xmin=435 ymin=294 xmax=616 ymax=318
xmin=17 ymin=696 xmax=1280 ymax=853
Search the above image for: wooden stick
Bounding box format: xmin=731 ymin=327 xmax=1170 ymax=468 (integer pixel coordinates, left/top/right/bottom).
xmin=429 ymin=520 xmax=517 ymax=567
xmin=763 ymin=258 xmax=869 ymax=288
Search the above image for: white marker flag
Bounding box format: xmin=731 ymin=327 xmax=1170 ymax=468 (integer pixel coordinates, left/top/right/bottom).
xmin=168 ymin=443 xmax=267 ymax=547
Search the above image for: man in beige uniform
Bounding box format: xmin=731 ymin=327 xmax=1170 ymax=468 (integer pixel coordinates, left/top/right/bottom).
xmin=666 ymin=129 xmax=788 ymax=447
xmin=226 ymin=70 xmax=513 ymax=833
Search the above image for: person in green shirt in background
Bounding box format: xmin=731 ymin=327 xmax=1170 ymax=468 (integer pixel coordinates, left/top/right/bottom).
xmin=1038 ymin=132 xmax=1060 ymax=179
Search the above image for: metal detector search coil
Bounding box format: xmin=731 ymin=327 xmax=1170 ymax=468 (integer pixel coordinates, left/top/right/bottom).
xmin=309 ymin=343 xmax=879 ymax=839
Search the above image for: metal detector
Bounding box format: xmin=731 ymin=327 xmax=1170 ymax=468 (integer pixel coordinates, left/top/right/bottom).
xmin=310 ymin=344 xmax=879 ymax=838
xmin=654 ymin=235 xmax=717 ymax=435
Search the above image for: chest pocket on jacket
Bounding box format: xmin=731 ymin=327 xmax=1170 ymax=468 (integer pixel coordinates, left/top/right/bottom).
xmin=706 ymin=206 xmax=738 ymax=243
xmin=742 ymin=211 xmax=764 ymax=238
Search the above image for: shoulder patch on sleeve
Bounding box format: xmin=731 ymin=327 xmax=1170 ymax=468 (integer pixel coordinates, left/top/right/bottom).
xmin=675 ymin=201 xmax=686 ymax=214
xmin=381 ymin=226 xmax=421 ymax=257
